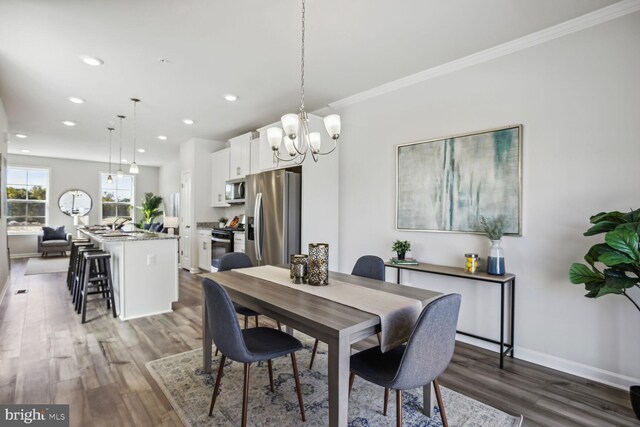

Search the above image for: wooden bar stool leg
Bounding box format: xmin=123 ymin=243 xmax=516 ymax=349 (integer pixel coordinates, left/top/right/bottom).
xmin=383 ymin=387 xmax=389 ymax=416
xmin=267 ymin=359 xmax=274 ymax=392
xmin=81 ymin=257 xmax=91 ymax=324
xmin=434 ymin=378 xmax=448 ymax=427
xmin=241 ymin=363 xmax=251 ymax=427
xmin=209 ymin=355 xmax=226 ymax=416
xmin=254 ymin=315 xmax=259 ymax=328
xmin=104 ymin=257 xmax=117 ymax=318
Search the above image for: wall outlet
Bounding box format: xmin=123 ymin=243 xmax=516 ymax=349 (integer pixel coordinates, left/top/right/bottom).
xmin=147 ymin=254 xmax=156 ymax=266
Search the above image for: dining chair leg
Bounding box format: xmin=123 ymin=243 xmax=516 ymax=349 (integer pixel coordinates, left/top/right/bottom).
xmin=267 ymin=359 xmax=274 ymax=392
xmin=276 ymin=321 xmax=282 ymax=331
xmin=434 ymin=378 xmax=448 ymax=427
xmin=208 ymin=355 xmax=226 ymax=416
xmin=244 ymin=316 xmax=248 ymax=329
xmin=348 ymin=372 xmax=355 ymax=396
xmin=376 ymin=332 xmax=381 ymax=346
xmin=255 ymin=315 xmax=259 ymax=328
xmin=396 ymin=389 xmax=402 ymax=427
xmin=309 ymin=339 xmax=319 ymax=369
xmin=290 ymin=352 xmax=306 ymax=422
xmin=215 ymin=348 xmax=219 ymax=356
xmin=242 ymin=363 xmax=251 ymax=427
xmin=383 ymin=387 xmax=389 ymax=416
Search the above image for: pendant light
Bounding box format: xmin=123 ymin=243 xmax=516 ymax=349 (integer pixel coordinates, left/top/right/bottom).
xmin=266 ymin=0 xmax=341 ymax=163
xmin=129 ymin=98 xmax=140 ymax=174
xmin=106 ymin=126 xmax=114 ymax=184
xmin=117 ymin=114 xmax=125 ymax=178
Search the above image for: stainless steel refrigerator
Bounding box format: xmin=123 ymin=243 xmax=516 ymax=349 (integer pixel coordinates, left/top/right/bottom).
xmin=245 ymin=169 xmax=301 ymax=266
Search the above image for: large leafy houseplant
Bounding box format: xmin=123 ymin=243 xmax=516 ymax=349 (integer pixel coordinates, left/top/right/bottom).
xmin=569 ymin=208 xmax=640 ymax=312
xmin=136 ymin=192 xmax=164 ymax=225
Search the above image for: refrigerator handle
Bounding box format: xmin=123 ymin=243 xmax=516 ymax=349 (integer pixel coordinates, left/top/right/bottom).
xmin=254 ymin=192 xmax=262 ymax=261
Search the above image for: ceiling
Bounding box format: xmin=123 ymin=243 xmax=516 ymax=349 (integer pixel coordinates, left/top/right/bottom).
xmin=0 ymin=0 xmax=617 ymax=167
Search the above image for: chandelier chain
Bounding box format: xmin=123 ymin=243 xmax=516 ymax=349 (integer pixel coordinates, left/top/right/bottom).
xmin=300 ymin=0 xmax=305 ymax=111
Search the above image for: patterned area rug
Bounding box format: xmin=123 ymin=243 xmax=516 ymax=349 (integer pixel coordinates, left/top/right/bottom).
xmin=146 ymin=334 xmax=522 ymax=427
xmin=24 ymin=256 xmax=69 ymax=275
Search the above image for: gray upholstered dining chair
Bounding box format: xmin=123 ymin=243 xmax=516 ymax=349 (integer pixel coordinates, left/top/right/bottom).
xmin=309 ymin=255 xmax=385 ymax=369
xmin=218 ymin=252 xmax=282 ymax=330
xmin=202 ymin=278 xmax=306 ymax=426
xmin=348 ymin=293 xmax=461 ymax=427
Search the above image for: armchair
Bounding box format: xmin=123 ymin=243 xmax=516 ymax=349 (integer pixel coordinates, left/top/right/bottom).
xmin=37 ymin=233 xmax=73 ymax=257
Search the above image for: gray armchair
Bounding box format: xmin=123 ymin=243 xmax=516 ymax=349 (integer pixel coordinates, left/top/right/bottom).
xmin=37 ymin=233 xmax=73 ymax=257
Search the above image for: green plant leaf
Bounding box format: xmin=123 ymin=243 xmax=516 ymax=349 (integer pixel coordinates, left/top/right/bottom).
xmin=604 ymin=268 xmax=639 ymax=290
xmin=605 ymin=228 xmax=639 ymax=260
xmin=590 ymin=211 xmax=625 ymax=224
xmin=584 ymin=221 xmax=621 ymax=236
xmin=623 ymin=208 xmax=640 ymax=223
xmin=595 ymin=286 xmax=625 ymax=297
xmin=616 ymin=222 xmax=640 ymax=235
xmin=584 ymin=243 xmax=609 ymax=266
xmin=598 ymin=249 xmax=635 ymax=266
xmin=569 ymin=263 xmax=604 ymax=285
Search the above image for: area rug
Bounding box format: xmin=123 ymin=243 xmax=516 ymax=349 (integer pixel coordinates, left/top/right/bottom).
xmin=146 ymin=336 xmax=523 ymax=426
xmin=24 ymin=256 xmax=69 ymax=275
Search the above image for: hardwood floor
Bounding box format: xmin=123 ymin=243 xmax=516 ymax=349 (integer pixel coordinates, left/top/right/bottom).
xmin=0 ymin=258 xmax=637 ymax=426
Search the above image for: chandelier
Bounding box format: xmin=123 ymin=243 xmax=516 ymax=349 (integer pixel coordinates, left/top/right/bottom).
xmin=266 ymin=0 xmax=341 ymax=163
xmin=129 ymin=98 xmax=140 ymax=174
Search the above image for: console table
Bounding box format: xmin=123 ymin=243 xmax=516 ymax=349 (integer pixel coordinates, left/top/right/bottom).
xmin=384 ymin=261 xmax=515 ymax=368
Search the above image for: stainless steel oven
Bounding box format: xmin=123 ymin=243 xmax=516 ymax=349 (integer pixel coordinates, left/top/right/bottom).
xmin=211 ymin=228 xmax=233 ymax=271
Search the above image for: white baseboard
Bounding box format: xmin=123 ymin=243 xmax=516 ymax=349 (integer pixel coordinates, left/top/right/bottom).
xmin=189 ymin=267 xmax=200 ymax=274
xmin=515 ymin=346 xmax=638 ymax=391
xmin=454 ymin=334 xmax=638 ymax=390
xmin=10 ymin=252 xmax=40 ymax=259
xmin=0 ymin=276 xmax=9 ymax=307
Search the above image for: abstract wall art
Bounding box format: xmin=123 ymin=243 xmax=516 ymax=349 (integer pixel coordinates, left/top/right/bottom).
xmin=396 ymin=125 xmax=522 ymax=235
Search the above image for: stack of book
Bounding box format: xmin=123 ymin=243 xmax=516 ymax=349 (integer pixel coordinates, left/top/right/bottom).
xmin=390 ymin=257 xmax=419 ymax=265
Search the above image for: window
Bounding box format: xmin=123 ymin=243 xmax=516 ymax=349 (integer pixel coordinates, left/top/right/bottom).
xmin=100 ymin=173 xmax=134 ymax=222
xmin=6 ymin=167 xmax=49 ymax=231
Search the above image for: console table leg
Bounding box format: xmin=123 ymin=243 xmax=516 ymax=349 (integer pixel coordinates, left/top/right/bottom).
xmin=396 ymin=268 xmax=401 ymax=284
xmin=510 ymin=278 xmax=515 ymax=358
xmin=500 ymin=281 xmax=505 ymax=369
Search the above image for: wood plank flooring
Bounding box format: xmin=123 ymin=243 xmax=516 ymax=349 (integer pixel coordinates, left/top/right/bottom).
xmin=0 ymin=259 xmax=637 ymax=426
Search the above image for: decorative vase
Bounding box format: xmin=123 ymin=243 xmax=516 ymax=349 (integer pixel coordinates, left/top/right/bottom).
xmin=308 ymin=243 xmax=329 ymax=286
xmin=631 ymin=386 xmax=640 ymax=419
xmin=290 ymin=254 xmax=308 ymax=284
xmin=487 ymin=240 xmax=505 ymax=276
xmin=397 ymin=251 xmax=406 ymax=260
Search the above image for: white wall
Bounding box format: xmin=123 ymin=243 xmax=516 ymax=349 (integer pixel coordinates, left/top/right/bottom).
xmin=7 ymin=154 xmax=159 ymax=256
xmin=0 ymin=98 xmax=9 ymax=302
xmin=336 ymin=12 xmax=640 ymax=387
xmin=159 ymin=159 xmax=180 ymax=214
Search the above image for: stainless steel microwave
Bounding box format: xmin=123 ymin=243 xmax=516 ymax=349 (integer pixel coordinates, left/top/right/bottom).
xmin=225 ymin=181 xmax=245 ymax=203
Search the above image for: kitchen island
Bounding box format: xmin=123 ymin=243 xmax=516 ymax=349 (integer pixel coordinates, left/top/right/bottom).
xmin=78 ymin=228 xmax=179 ymax=320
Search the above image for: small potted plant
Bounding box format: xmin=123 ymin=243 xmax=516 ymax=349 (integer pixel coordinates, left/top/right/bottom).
xmin=218 ymin=217 xmax=228 ymax=228
xmin=392 ymin=240 xmax=411 ymax=260
xmin=480 ymin=215 xmax=505 ymax=275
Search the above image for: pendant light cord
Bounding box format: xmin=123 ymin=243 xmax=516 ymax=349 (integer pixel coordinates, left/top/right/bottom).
xmin=108 ymin=127 xmax=113 ymax=174
xmin=300 ymin=0 xmax=305 ymax=112
xmin=118 ymin=115 xmax=124 ymax=169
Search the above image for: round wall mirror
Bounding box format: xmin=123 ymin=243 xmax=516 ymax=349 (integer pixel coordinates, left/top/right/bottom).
xmin=58 ymin=189 xmax=92 ymax=216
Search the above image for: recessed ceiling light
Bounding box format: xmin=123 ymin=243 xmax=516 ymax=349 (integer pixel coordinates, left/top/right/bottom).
xmin=79 ymin=55 xmax=104 ymax=66
xmin=157 ymin=135 xmax=167 ymax=140
xmin=68 ymin=96 xmax=85 ymax=104
xmin=62 ymin=121 xmax=76 ymax=127
xmin=121 ymin=159 xmax=128 ymax=163
xmin=21 ymin=149 xmax=30 ymax=153
xmin=182 ymin=119 xmax=194 ymax=125
xmin=15 ymin=133 xmax=27 ymax=139
xmin=224 ymin=94 xmax=238 ymax=102
xmin=137 ymin=148 xmax=145 ymax=153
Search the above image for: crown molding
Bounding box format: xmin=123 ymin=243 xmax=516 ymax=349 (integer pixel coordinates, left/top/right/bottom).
xmin=329 ymin=0 xmax=640 ymax=110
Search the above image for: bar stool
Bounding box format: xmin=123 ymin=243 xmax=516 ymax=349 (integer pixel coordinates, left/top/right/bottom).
xmin=67 ymin=241 xmax=94 ymax=293
xmin=78 ymin=251 xmax=117 ymax=323
xmin=72 ymin=247 xmax=103 ymax=309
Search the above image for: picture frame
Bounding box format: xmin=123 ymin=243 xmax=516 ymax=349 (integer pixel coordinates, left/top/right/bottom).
xmin=396 ymin=124 xmax=522 ymax=235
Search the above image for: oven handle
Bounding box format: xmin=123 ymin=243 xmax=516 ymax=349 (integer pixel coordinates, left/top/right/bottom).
xmin=211 ymin=237 xmax=231 ymax=243
xmin=255 ymin=192 xmax=262 ymax=261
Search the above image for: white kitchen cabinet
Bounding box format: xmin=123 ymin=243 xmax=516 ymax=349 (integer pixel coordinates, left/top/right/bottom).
xmin=233 ymin=232 xmax=245 ymax=253
xmin=198 ymin=230 xmax=211 ymax=271
xmin=229 ymin=132 xmax=257 ymax=180
xmin=211 ymin=149 xmax=230 ymax=207
xmin=250 ymin=137 xmax=261 ymax=175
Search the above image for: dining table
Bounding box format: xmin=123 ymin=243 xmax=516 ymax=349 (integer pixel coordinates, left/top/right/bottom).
xmin=200 ymin=266 xmax=442 ymax=426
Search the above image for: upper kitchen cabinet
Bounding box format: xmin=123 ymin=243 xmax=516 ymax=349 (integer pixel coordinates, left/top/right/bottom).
xmin=211 ymin=148 xmax=230 ymax=207
xmin=229 ymin=132 xmax=258 ymax=180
